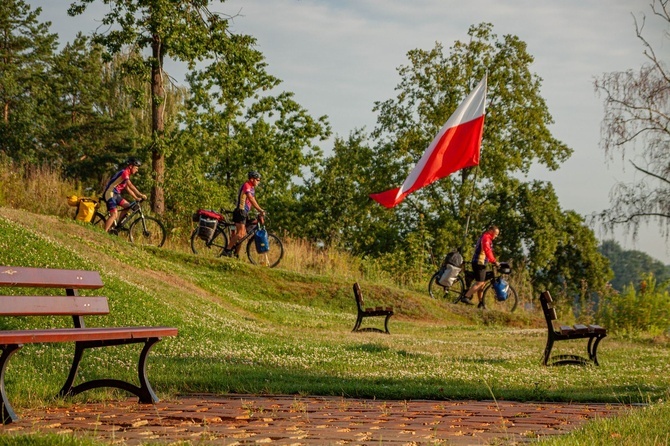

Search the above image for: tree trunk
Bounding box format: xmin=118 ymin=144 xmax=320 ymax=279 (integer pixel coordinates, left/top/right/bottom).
xmin=150 ymin=33 xmax=165 ymax=215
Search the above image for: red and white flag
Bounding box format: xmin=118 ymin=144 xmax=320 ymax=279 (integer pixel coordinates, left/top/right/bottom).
xmin=370 ymin=75 xmax=487 ymax=208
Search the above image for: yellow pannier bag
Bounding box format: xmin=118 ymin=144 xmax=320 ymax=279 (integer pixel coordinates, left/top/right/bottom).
xmin=75 ymin=198 xmax=98 ymax=222
xmin=66 ymin=195 xmax=79 ymax=207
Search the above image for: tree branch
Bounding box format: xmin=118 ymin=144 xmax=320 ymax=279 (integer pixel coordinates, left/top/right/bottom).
xmin=630 ymin=160 xmax=670 ymax=185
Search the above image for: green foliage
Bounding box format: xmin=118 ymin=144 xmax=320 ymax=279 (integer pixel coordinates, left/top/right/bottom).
xmin=538 ymin=400 xmax=670 ymax=446
xmin=0 ymin=0 xmax=58 ymax=160
xmin=599 ymin=239 xmax=670 ymax=292
xmin=0 ymin=434 xmax=101 ymax=446
xmin=596 ymin=273 xmax=670 ymax=337
xmin=173 ymin=32 xmax=331 ymax=232
xmin=301 ymin=23 xmax=609 ymax=296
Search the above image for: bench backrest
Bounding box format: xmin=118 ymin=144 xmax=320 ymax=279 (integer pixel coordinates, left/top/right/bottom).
xmin=540 ymin=291 xmax=558 ymax=330
xmin=353 ymin=282 xmax=364 ymax=311
xmin=0 ymin=266 xmax=108 ymax=326
xmin=0 ymin=266 xmax=103 ymax=290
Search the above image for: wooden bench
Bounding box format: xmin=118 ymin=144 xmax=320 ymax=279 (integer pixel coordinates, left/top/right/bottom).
xmin=352 ymin=283 xmax=394 ymax=334
xmin=0 ymin=266 xmax=178 ymax=424
xmin=540 ymin=291 xmax=607 ymax=366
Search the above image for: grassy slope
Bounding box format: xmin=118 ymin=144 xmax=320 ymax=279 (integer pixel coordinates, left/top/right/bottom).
xmin=0 ymin=206 xmax=669 ymax=445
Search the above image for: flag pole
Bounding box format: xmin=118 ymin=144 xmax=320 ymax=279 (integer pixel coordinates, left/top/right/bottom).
xmin=462 ymin=162 xmax=480 ymax=250
xmin=462 ymin=71 xmax=487 ymax=250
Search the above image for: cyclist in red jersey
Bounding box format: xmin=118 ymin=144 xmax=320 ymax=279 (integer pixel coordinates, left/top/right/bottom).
xmin=462 ymin=225 xmax=500 ymax=306
xmin=224 ymin=171 xmax=265 ymax=256
xmin=102 ymin=158 xmax=147 ymax=233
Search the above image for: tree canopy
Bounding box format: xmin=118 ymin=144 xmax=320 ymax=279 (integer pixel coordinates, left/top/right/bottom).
xmin=300 ymin=23 xmax=610 ymax=295
xmin=595 ymin=0 xmax=670 ymax=238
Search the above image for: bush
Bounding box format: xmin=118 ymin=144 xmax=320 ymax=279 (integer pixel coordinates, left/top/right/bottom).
xmin=596 ymin=273 xmax=670 ymax=337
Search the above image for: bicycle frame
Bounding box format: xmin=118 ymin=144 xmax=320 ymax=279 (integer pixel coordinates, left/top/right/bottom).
xmin=227 ymin=217 xmax=263 ymax=251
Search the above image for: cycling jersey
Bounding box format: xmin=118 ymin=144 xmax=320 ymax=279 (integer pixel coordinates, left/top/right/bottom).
xmin=472 ymin=231 xmax=497 ymax=266
xmin=103 ymin=167 xmax=132 ymax=200
xmin=236 ymin=180 xmax=255 ymax=213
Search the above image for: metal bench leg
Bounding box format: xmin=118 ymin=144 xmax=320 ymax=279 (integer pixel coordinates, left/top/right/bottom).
xmin=588 ymin=336 xmax=604 ymax=366
xmin=58 ymin=341 xmax=85 ymax=398
xmin=0 ymin=344 xmax=22 ymax=424
xmin=383 ymin=314 xmax=392 ymax=334
xmin=60 ymin=338 xmax=162 ymax=404
xmin=352 ymin=315 xmax=363 ymax=332
xmin=543 ymin=338 xmax=554 ymax=366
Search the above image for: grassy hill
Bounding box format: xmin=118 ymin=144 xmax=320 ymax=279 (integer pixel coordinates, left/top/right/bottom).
xmin=0 ymin=206 xmax=668 ymax=416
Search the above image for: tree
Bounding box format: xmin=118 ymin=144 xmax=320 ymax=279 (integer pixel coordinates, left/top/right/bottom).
xmin=164 ymin=30 xmax=330 ymax=231
xmin=595 ymin=0 xmax=670 ymax=238
xmin=47 ymin=34 xmax=135 ymax=188
xmin=0 ymin=0 xmax=57 ymax=160
xmin=302 ymin=23 xmax=611 ymax=294
xmin=599 ymin=239 xmax=670 ymax=292
xmin=67 ymin=0 xmax=239 ymax=214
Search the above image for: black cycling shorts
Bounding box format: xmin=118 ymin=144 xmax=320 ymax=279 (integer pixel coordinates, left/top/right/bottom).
xmin=232 ymin=208 xmax=248 ymax=224
xmin=472 ymin=262 xmax=488 ymax=282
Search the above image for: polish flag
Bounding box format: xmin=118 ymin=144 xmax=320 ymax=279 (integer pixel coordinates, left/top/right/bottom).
xmin=370 ymin=75 xmax=487 ymax=208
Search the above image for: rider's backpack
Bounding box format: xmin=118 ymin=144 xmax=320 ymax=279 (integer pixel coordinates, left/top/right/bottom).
xmin=254 ymin=227 xmax=270 ymax=253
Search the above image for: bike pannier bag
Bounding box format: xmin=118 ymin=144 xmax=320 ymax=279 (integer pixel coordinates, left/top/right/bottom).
xmin=493 ymin=277 xmax=509 ymax=301
xmin=254 ymin=228 xmax=270 ymax=253
xmin=75 ymin=198 xmax=97 ymax=222
xmin=444 ymin=250 xmax=464 ymax=268
xmin=437 ymin=264 xmax=461 ymax=287
xmin=67 ymin=195 xmax=79 ymax=207
xmin=198 ymin=216 xmax=217 ymax=241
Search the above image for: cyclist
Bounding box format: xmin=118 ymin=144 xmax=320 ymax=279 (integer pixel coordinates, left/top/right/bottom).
xmin=462 ymin=225 xmax=500 ymax=306
xmin=102 ymin=157 xmax=148 ymax=233
xmin=224 ymin=170 xmax=265 ymax=256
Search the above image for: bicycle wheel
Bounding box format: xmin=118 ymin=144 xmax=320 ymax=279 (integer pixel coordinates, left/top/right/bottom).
xmin=91 ymin=211 xmax=107 ymax=228
xmin=481 ymin=282 xmax=518 ymax=312
xmin=190 ymin=228 xmax=228 ymax=258
xmin=246 ymin=232 xmax=283 ymax=267
xmin=128 ymin=216 xmax=167 ymax=248
xmin=428 ymin=273 xmax=466 ymax=304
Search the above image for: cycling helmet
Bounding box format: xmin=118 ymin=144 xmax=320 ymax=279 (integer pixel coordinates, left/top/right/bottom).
xmin=248 ymin=170 xmax=261 ymax=180
xmin=126 ymin=157 xmax=142 ymax=167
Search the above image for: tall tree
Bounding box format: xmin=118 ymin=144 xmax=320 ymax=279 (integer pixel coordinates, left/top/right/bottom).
xmin=68 ymin=0 xmax=237 ymax=214
xmin=0 ymin=0 xmax=57 ymax=160
xmin=600 ymin=239 xmax=670 ymax=292
xmin=48 ymin=34 xmax=134 ymax=187
xmin=303 ymin=23 xmax=611 ymax=294
xmin=168 ymin=32 xmax=330 ymax=231
xmin=595 ymin=0 xmax=670 ymax=237
xmin=368 ymin=24 xmax=572 ymax=257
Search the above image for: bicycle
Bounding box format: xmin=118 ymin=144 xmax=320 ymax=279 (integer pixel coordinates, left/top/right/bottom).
xmin=190 ymin=210 xmax=284 ymax=268
xmin=91 ymin=199 xmax=167 ymax=248
xmin=428 ymin=255 xmax=518 ymax=312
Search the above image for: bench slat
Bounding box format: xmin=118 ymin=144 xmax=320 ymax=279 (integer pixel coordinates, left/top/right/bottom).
xmin=0 ymin=266 xmax=103 ymax=289
xmin=0 ymin=296 xmax=109 ymax=316
xmin=0 ymin=326 xmax=178 ymax=345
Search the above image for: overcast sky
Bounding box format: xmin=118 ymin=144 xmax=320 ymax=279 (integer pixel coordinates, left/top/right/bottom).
xmin=31 ymin=0 xmax=670 ymax=263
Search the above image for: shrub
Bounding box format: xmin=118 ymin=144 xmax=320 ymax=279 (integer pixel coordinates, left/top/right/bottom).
xmin=596 ymin=273 xmax=670 ymax=337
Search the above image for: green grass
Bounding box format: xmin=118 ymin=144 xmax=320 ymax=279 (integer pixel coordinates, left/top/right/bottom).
xmin=0 ymin=207 xmax=669 ymax=445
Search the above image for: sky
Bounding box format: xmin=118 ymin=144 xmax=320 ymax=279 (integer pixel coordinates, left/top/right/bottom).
xmin=31 ymin=0 xmax=670 ymax=263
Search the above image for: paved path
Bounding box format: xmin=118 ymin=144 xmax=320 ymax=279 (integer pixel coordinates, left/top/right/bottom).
xmin=1 ymin=394 xmax=627 ymax=445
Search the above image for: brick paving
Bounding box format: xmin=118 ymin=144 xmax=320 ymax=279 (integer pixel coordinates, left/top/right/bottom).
xmin=0 ymin=394 xmax=628 ymax=445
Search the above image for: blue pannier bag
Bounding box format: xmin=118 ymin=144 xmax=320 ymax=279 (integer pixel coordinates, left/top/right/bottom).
xmin=493 ymin=277 xmax=509 ymax=301
xmin=255 ymin=228 xmax=270 ymax=253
